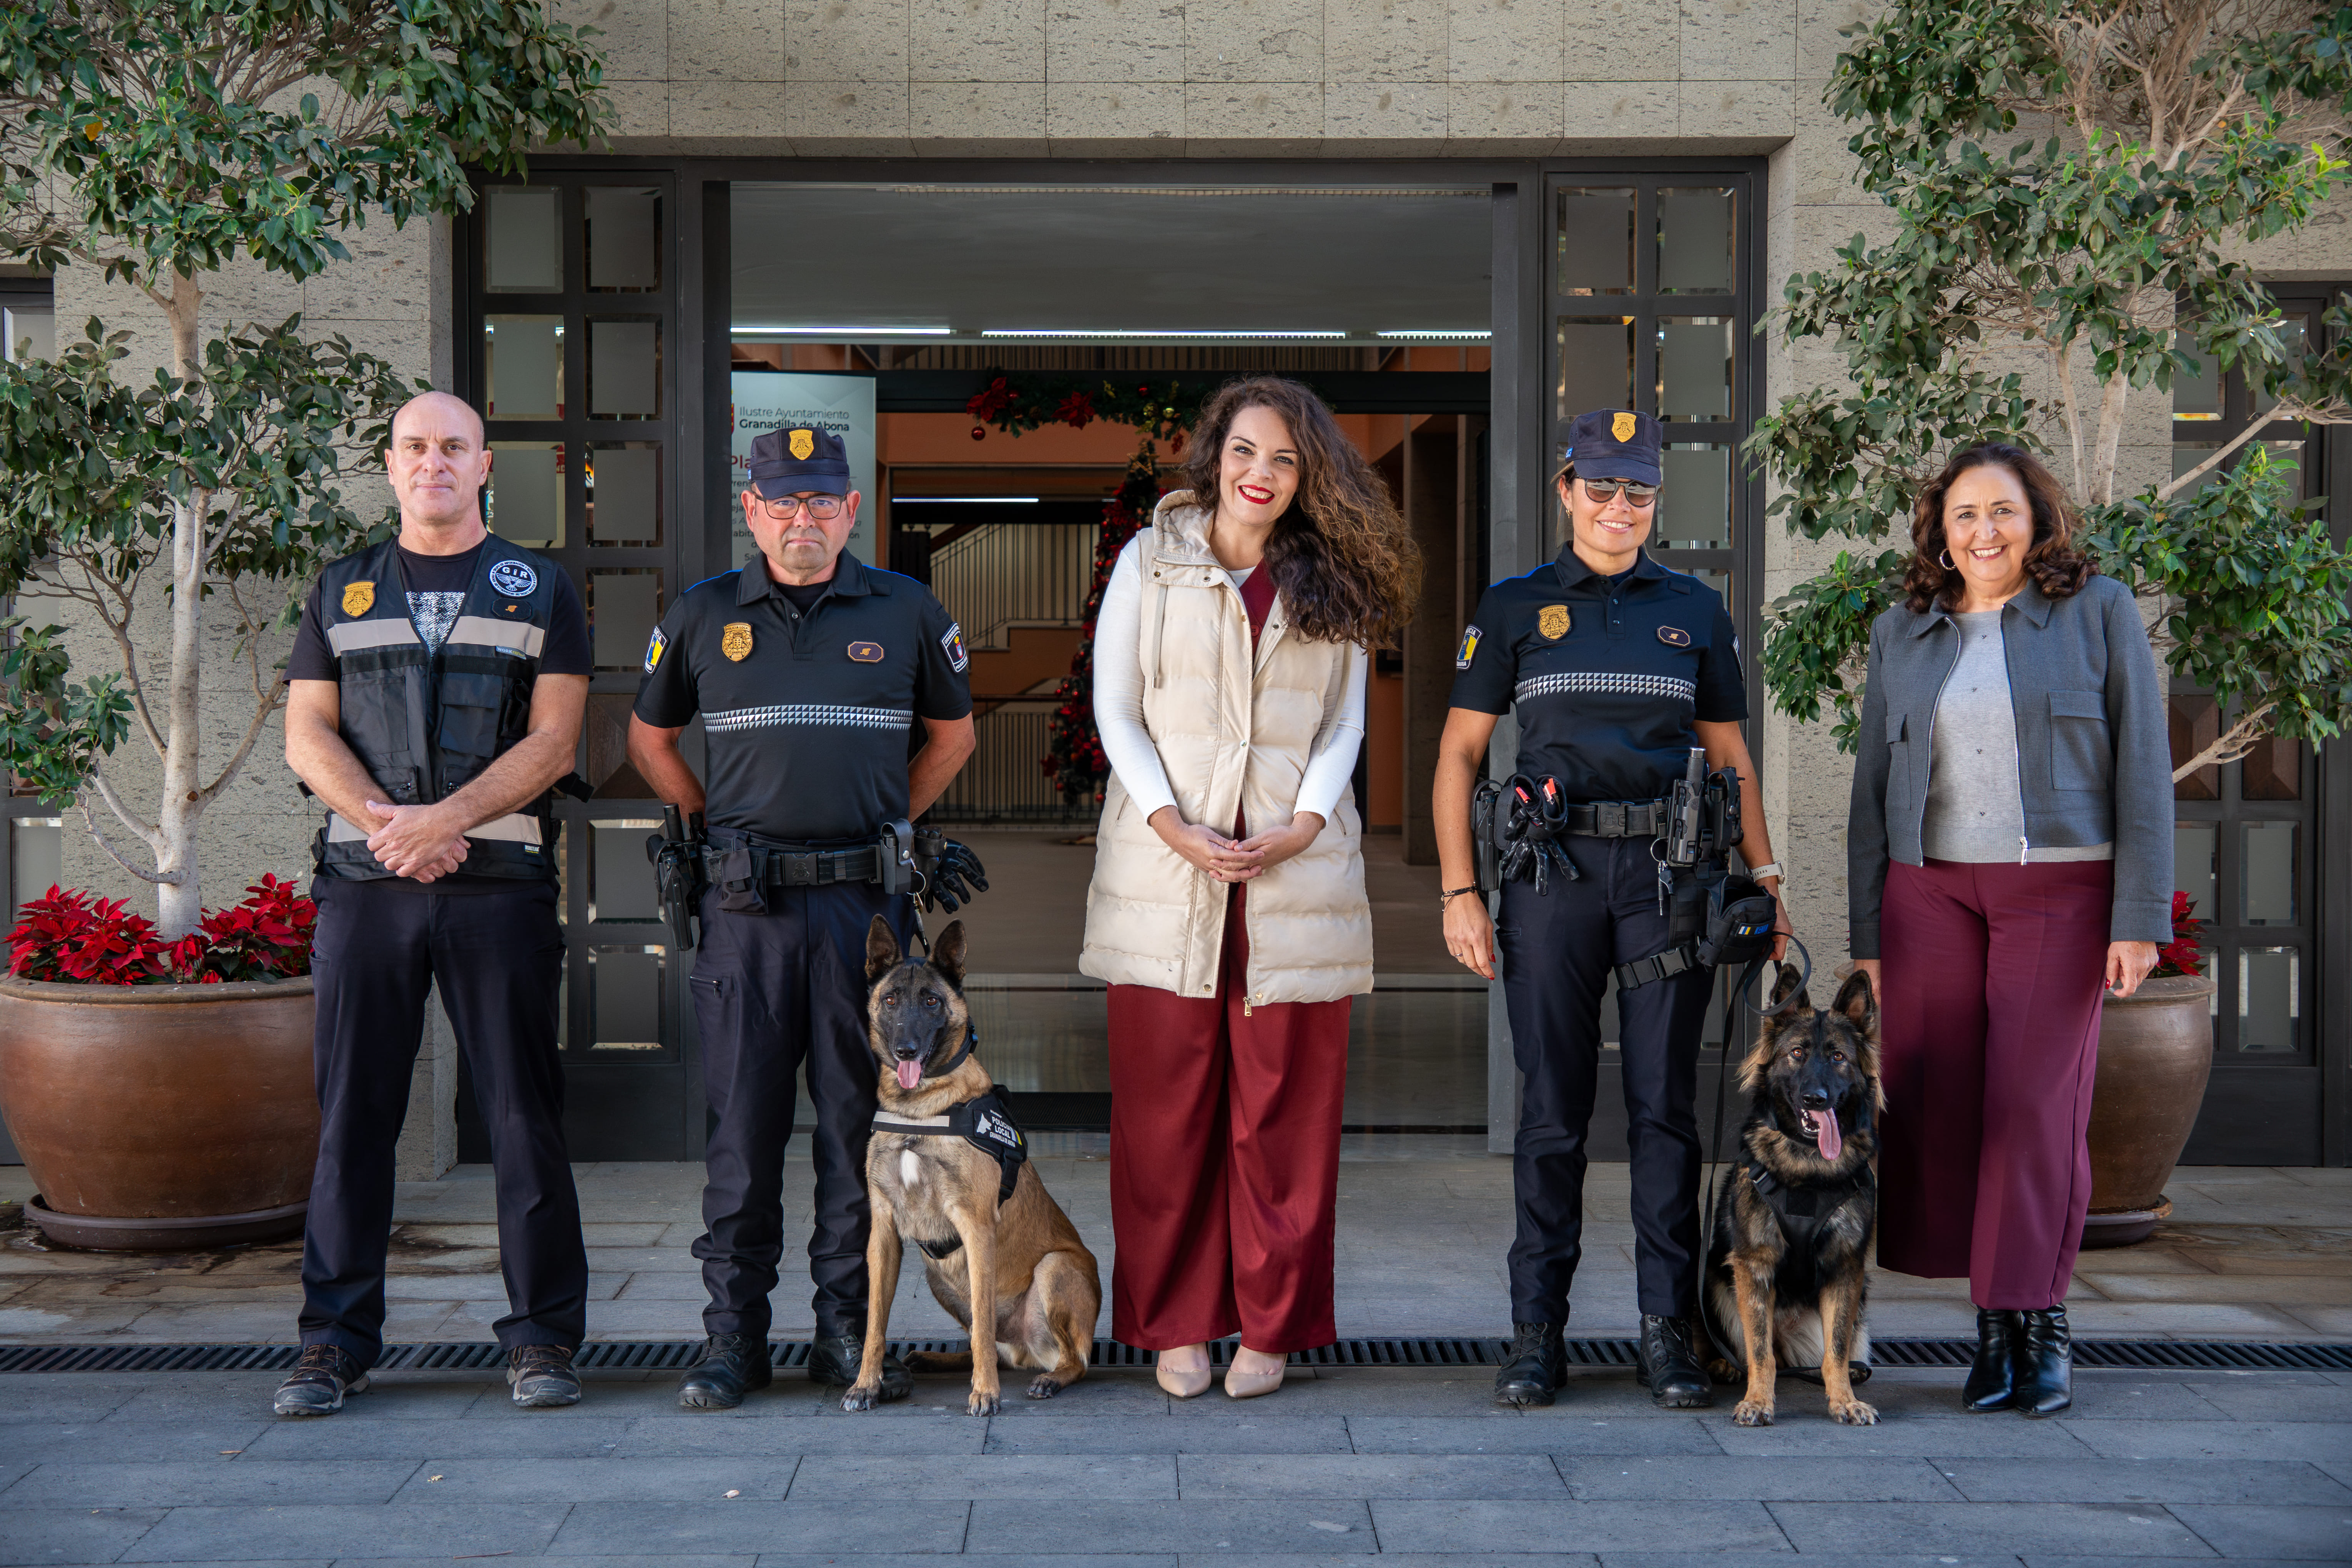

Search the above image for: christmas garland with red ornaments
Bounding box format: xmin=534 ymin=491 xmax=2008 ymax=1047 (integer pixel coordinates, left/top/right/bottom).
xmin=963 ymin=372 xmax=1209 ymax=447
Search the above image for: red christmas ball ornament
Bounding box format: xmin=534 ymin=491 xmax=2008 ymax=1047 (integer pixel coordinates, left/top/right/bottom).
xmin=969 ymin=424 xmax=985 ymax=441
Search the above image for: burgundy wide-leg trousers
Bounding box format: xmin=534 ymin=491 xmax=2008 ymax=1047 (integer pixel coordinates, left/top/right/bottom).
xmin=1106 ymin=885 xmax=1351 ymax=1353
xmin=1877 ymin=857 xmax=2113 ymax=1310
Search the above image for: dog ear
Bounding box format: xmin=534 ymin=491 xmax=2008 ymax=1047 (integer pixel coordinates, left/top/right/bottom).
xmin=1768 ymin=959 xmax=1812 ymax=1015
xmin=1832 ymin=967 xmax=1877 ymax=1032
xmin=864 ymin=915 xmax=901 ymax=983
xmin=931 ymin=920 xmax=967 ymax=988
xmin=1736 ymin=1029 xmax=1777 ymax=1094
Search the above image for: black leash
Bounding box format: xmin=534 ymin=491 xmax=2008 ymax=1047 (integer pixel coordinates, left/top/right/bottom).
xmin=1699 ymin=938 xmax=1812 ymax=1265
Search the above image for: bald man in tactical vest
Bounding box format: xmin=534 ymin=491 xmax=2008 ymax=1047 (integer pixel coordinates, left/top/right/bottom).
xmin=275 ymin=391 xmax=594 ymax=1416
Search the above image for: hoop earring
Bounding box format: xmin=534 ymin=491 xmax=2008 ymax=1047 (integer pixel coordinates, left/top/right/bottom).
xmin=1938 ymin=549 xmax=1955 ymax=570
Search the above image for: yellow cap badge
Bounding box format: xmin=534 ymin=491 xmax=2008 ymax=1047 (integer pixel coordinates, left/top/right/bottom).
xmin=1612 ymin=411 xmax=1638 ymax=442
xmin=788 ymin=428 xmax=816 ymax=461
xmin=721 ymin=622 xmax=754 ymax=662
xmin=1539 ymin=604 xmax=1571 ymax=640
xmin=341 ymin=581 xmax=375 ymax=617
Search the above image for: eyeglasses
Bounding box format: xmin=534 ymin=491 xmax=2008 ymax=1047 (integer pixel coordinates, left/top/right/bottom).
xmin=1579 ymin=479 xmax=1658 ymax=506
xmin=758 ymin=494 xmax=845 ymax=521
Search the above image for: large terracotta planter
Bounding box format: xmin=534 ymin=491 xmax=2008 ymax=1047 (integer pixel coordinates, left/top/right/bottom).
xmin=2082 ymin=973 xmax=2216 ymax=1249
xmin=0 ymin=974 xmax=317 ymax=1250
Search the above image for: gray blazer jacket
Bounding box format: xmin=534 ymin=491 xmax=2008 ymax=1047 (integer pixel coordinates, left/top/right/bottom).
xmin=1847 ymin=574 xmax=2174 ymax=958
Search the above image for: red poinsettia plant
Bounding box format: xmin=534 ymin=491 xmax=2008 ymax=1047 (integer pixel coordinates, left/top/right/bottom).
xmin=2151 ymin=890 xmax=2207 ymax=979
xmin=7 ymin=875 xmax=316 ymax=986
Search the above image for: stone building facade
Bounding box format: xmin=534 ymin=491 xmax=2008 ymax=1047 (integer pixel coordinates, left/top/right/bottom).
xmin=19 ymin=0 xmax=2348 ymax=1168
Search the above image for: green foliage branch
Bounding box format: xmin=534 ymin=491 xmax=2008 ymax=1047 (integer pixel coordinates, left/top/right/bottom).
xmin=0 ymin=0 xmax=609 ymax=938
xmin=1751 ymin=0 xmax=2352 ymax=777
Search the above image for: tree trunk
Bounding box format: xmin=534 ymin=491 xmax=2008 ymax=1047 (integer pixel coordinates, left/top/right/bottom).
xmin=153 ymin=274 xmax=207 ymax=938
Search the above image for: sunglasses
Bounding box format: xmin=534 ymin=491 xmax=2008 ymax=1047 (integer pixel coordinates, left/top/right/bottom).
xmin=1574 ymin=478 xmax=1658 ymax=506
xmin=758 ymin=494 xmax=845 ymax=521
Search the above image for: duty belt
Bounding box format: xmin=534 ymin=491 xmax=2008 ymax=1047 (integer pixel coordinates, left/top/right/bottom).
xmin=1563 ymin=799 xmax=1673 ymax=839
xmin=710 ymin=840 xmax=882 ymax=887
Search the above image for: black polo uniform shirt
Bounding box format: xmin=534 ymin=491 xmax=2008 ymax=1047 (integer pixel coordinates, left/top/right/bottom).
xmin=1449 ymin=547 xmax=1746 ymax=803
xmin=633 ymin=553 xmax=972 ymax=843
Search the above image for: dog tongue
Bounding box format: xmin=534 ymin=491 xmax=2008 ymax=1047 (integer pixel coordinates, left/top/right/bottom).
xmin=1814 ymin=1111 xmax=1843 ymax=1162
xmin=896 ymin=1060 xmax=923 ymax=1091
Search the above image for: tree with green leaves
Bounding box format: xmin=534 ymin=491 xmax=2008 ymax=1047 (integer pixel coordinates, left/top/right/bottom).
xmin=1753 ymin=0 xmax=2352 ymax=776
xmin=0 ymin=1 xmax=608 ymax=937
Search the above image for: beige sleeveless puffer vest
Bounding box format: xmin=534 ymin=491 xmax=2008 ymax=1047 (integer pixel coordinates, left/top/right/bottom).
xmin=1079 ymin=494 xmax=1374 ymax=1006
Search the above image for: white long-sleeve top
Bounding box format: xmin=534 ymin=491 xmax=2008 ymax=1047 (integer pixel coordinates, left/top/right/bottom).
xmin=1091 ymin=536 xmax=1368 ymax=827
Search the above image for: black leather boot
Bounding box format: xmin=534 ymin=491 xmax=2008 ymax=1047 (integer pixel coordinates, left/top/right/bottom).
xmin=1636 ymin=1315 xmax=1713 ymax=1408
xmin=808 ymin=1331 xmax=911 ymax=1403
xmin=677 ymin=1333 xmax=773 ymax=1410
xmin=1963 ymin=1309 xmax=2021 ymax=1412
xmin=1493 ymin=1321 xmax=1566 ymax=1407
xmin=2015 ymin=1304 xmax=2073 ymax=1417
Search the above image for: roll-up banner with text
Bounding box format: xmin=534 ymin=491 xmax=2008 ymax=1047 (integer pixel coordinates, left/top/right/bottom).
xmin=728 ymin=370 xmax=879 ymax=567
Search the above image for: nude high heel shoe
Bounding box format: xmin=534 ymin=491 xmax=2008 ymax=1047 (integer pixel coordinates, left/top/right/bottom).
xmin=1223 ymin=1349 xmax=1286 ymax=1400
xmin=1155 ymin=1350 xmax=1212 ymax=1400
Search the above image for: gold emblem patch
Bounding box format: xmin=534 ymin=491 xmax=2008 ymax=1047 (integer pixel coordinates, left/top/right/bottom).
xmin=721 ymin=622 xmax=754 ymax=662
xmin=788 ymin=427 xmax=815 ymax=461
xmin=1612 ymin=411 xmax=1638 ymax=442
xmin=1539 ymin=604 xmax=1571 ymax=640
xmin=847 ymin=641 xmax=884 ymax=662
xmin=341 ymin=580 xmax=375 ymax=617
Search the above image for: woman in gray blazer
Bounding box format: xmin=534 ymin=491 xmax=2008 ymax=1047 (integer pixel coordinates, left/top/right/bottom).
xmin=1847 ymin=443 xmax=2172 ymax=1418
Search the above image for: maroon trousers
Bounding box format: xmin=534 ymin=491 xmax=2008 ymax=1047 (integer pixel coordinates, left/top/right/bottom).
xmin=1878 ymin=857 xmax=2113 ymax=1309
xmin=1106 ymin=885 xmax=1351 ymax=1352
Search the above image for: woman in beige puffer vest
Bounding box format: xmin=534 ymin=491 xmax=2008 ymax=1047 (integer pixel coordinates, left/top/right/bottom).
xmin=1082 ymin=377 xmax=1419 ymax=1401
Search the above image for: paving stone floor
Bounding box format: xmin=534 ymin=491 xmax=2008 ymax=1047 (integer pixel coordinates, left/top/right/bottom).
xmin=0 ymin=1361 xmax=2347 ymax=1564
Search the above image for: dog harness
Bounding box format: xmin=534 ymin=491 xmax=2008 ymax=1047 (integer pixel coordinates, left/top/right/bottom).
xmin=1742 ymin=1107 xmax=1875 ymax=1259
xmin=871 ymin=1084 xmax=1029 ymax=1214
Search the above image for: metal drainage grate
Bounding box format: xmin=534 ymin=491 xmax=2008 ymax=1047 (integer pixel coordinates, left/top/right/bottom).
xmin=3 ymin=1337 xmax=2350 ymax=1375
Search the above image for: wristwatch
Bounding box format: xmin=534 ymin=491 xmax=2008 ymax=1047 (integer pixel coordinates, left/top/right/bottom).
xmin=1747 ymin=861 xmax=1784 ymax=884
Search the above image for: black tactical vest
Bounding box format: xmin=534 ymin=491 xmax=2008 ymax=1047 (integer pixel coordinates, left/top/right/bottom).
xmin=311 ymin=535 xmax=562 ymax=882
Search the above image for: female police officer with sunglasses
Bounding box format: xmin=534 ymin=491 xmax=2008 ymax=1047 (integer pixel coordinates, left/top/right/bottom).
xmin=1432 ymin=409 xmax=1790 ymax=1408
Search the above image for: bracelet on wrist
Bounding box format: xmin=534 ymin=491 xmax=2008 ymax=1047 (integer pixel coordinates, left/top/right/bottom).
xmin=1439 ymin=885 xmax=1480 ymax=908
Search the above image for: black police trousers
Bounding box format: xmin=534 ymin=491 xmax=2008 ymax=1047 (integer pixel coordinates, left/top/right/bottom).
xmin=299 ymin=878 xmax=587 ymax=1369
xmin=1496 ymin=835 xmax=1715 ymax=1323
xmin=689 ymin=881 xmax=919 ymax=1341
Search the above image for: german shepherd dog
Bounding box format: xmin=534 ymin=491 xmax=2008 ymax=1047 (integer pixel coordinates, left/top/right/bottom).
xmin=847 ymin=917 xmax=1102 ymax=1416
xmin=1700 ymin=966 xmax=1883 ymax=1427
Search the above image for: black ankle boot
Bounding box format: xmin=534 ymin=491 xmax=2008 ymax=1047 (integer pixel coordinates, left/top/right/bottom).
xmin=1494 ymin=1321 xmax=1566 ymax=1407
xmin=2015 ymin=1304 xmax=2072 ymax=1417
xmin=1636 ymin=1315 xmax=1713 ymax=1409
xmin=1963 ymin=1309 xmax=2020 ymax=1412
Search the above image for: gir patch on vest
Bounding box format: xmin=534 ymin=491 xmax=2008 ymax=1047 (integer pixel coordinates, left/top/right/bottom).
xmin=341 ymin=581 xmax=375 ymax=617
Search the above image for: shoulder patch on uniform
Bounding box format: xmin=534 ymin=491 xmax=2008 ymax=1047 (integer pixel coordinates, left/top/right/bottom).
xmin=848 ymin=640 xmax=884 ymax=662
xmin=487 ymin=560 xmax=537 ymax=599
xmin=644 ymin=626 xmax=667 ymax=673
xmin=721 ymin=622 xmax=754 ymax=662
xmin=941 ymin=622 xmax=968 ymax=673
xmin=1455 ymin=624 xmax=1482 ymax=670
xmin=1657 ymin=625 xmax=1691 ymax=647
xmin=341 ymin=580 xmax=374 ymax=617
xmin=1538 ymin=604 xmax=1571 ymax=640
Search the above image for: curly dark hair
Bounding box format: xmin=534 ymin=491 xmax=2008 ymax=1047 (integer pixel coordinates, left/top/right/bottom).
xmin=1177 ymin=376 xmax=1421 ymax=648
xmin=1903 ymin=442 xmax=2097 ymax=613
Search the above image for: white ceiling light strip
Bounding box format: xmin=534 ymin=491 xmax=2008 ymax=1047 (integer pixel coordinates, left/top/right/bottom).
xmin=1377 ymin=329 xmax=1491 ymax=340
xmin=733 ymin=325 xmax=952 ymax=336
xmin=981 ymin=329 xmax=1349 ymax=339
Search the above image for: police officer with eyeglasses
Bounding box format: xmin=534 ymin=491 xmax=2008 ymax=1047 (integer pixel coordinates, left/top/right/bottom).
xmin=1432 ymin=409 xmax=1791 ymax=1408
xmin=629 ymin=426 xmax=981 ymax=1408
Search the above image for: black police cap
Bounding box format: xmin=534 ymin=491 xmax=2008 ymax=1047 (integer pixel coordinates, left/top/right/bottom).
xmin=748 ymin=426 xmax=853 ymax=498
xmin=1560 ymin=408 xmax=1663 ymax=487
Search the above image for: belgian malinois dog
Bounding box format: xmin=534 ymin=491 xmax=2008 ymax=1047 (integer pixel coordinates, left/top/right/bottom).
xmin=1700 ymin=966 xmax=1882 ymax=1427
xmin=848 ymin=917 xmax=1102 ymax=1417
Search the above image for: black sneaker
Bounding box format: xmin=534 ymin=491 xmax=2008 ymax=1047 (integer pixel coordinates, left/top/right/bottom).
xmin=1636 ymin=1314 xmax=1714 ymax=1408
xmin=273 ymin=1344 xmax=369 ymax=1417
xmin=507 ymin=1345 xmax=583 ymax=1408
xmin=1494 ymin=1321 xmax=1566 ymax=1407
xmin=677 ymin=1333 xmax=773 ymax=1410
xmin=808 ymin=1331 xmax=910 ymax=1402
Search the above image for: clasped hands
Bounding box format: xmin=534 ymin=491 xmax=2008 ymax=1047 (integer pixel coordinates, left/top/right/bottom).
xmin=1149 ymin=806 xmax=1323 ymax=883
xmin=360 ymin=800 xmax=472 ymax=881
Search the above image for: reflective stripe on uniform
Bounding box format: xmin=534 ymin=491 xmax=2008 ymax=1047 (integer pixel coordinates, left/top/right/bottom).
xmin=327 ymin=810 xmax=545 ymax=846
xmin=704 ymin=703 xmax=914 ymax=733
xmin=326 ymin=619 xmax=424 ymax=655
xmin=1515 ymin=672 xmax=1696 ymax=705
xmin=446 ymin=615 xmax=548 ymax=658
